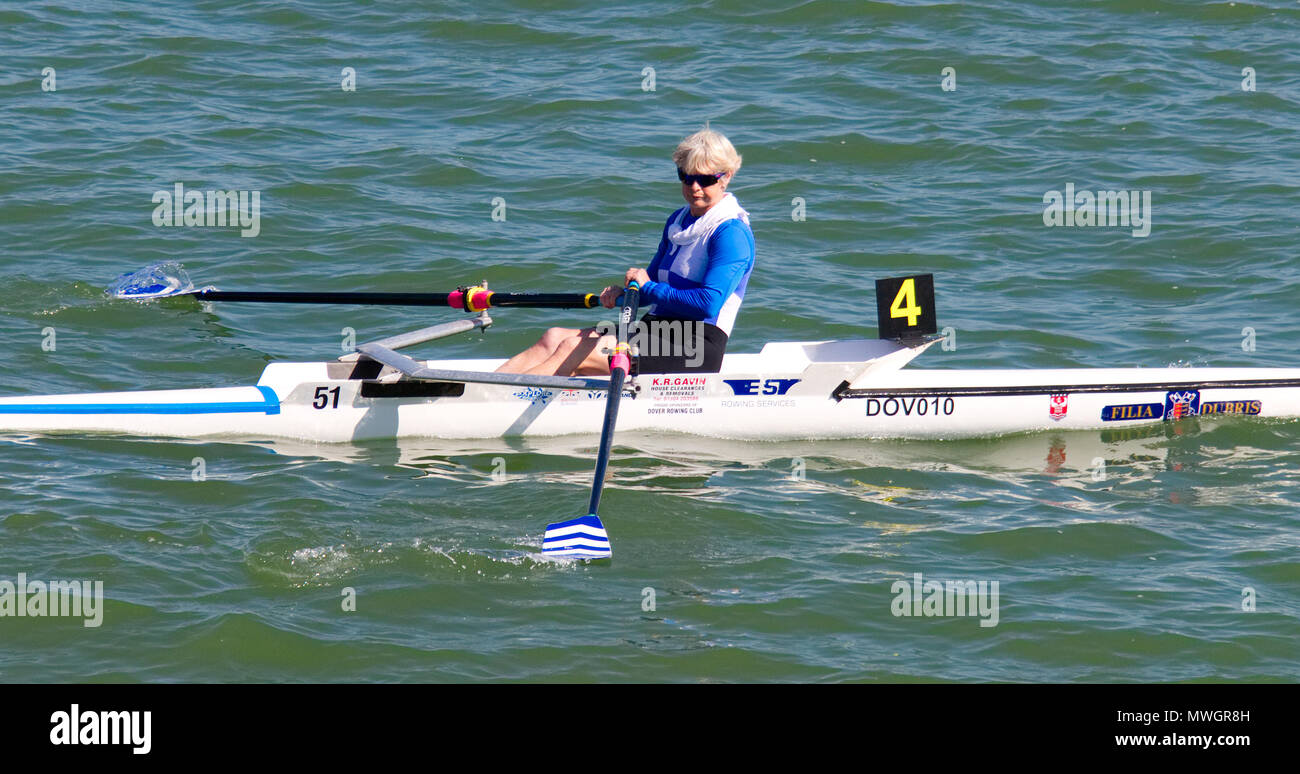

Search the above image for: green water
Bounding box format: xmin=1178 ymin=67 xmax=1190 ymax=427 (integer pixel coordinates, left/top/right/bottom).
xmin=1 ymin=0 xmax=1299 ymax=682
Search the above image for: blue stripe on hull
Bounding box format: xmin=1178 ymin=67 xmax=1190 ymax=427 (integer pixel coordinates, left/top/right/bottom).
xmin=0 ymin=386 xmax=280 ymax=416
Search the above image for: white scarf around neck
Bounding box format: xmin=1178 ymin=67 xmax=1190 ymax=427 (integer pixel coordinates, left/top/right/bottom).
xmin=667 ymin=192 xmax=749 ymax=246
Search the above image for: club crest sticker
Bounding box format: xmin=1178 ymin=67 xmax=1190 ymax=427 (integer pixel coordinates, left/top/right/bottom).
xmin=1164 ymin=390 xmax=1200 ymax=421
xmin=1048 ymin=393 xmax=1068 ymax=421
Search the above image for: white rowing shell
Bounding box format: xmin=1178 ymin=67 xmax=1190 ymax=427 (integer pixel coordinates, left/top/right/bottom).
xmin=3 ymin=340 xmax=1300 ymax=441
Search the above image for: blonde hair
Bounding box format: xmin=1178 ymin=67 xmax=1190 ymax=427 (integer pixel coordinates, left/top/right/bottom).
xmin=672 ymin=128 xmax=742 ymax=178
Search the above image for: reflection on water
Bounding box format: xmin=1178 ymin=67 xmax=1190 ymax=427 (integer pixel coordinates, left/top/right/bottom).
xmin=239 ymin=418 xmax=1300 ymax=491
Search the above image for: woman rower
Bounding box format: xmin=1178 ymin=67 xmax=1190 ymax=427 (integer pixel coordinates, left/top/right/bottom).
xmin=496 ymin=128 xmax=755 ymax=376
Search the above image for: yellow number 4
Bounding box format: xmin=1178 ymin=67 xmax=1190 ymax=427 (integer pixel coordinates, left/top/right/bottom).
xmin=890 ymin=278 xmax=922 ymax=327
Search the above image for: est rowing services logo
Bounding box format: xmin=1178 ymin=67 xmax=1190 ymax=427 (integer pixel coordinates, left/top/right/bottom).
xmin=723 ymin=379 xmax=800 ymax=396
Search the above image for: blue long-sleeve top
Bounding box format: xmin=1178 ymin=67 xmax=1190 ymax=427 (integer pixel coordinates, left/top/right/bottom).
xmin=638 ymin=206 xmax=755 ymax=334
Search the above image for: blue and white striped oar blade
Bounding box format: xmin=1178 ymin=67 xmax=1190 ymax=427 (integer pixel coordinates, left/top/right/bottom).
xmin=542 ymin=514 xmax=611 ymax=559
xmin=108 ymin=262 xmax=200 ymax=301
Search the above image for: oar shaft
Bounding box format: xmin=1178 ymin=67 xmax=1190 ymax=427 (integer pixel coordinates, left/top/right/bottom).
xmin=540 ymin=281 xmax=641 ymax=560
xmin=194 ymin=290 xmax=451 ymax=306
xmin=190 ymin=289 xmax=599 ymax=309
xmin=587 ymin=366 xmax=626 ymax=514
xmin=586 ymin=284 xmax=641 ymax=515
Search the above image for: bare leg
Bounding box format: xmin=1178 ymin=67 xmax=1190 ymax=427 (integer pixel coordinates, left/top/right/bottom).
xmin=523 ymin=329 xmax=615 ymax=376
xmin=496 ymin=327 xmax=582 ymax=373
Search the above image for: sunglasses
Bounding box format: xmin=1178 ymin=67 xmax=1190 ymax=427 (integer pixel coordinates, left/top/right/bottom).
xmin=677 ymin=168 xmax=727 ymax=187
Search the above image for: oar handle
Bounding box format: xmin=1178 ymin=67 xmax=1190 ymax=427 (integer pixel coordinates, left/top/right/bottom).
xmin=609 ymin=281 xmax=641 ymax=375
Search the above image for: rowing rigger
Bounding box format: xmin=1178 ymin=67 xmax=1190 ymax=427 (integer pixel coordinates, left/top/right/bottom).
xmin=5 ymin=267 xmax=1300 ymax=557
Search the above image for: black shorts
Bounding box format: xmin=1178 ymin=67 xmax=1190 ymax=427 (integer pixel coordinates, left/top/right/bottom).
xmin=630 ymin=314 xmax=729 ymax=375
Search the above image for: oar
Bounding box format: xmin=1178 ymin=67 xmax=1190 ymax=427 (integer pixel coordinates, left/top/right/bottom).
xmin=176 ymin=288 xmax=597 ymax=309
xmin=108 ymin=263 xmax=599 ymax=309
xmin=542 ymin=281 xmax=641 ymax=560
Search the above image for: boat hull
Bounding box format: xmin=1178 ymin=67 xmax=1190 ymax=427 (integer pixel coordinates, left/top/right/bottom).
xmin=3 ymin=342 xmax=1300 ymax=441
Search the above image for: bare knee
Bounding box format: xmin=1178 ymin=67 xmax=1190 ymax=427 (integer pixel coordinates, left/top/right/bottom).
xmin=540 ymin=327 xmax=580 ymax=350
xmin=573 ymin=334 xmax=617 ymax=375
